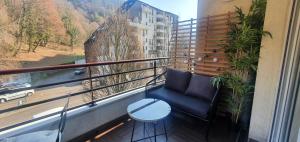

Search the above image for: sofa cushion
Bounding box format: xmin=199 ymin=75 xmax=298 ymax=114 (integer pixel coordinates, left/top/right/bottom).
xmin=148 ymin=87 xmax=210 ymax=118
xmin=185 ymin=74 xmax=216 ymax=101
xmin=165 ymin=68 xmax=192 ymax=93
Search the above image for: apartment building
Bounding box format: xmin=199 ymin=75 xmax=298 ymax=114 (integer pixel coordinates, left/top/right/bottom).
xmin=127 ymin=1 xmax=178 ymax=58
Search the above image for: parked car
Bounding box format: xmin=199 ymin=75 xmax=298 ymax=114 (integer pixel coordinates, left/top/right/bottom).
xmin=74 ymin=68 xmax=86 ymax=75
xmin=0 ymin=83 xmax=34 ymax=103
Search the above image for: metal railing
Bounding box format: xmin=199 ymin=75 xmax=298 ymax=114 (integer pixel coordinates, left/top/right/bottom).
xmin=0 ymin=57 xmax=168 ymax=131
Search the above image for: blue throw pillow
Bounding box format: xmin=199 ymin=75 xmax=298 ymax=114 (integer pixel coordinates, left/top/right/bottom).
xmin=185 ymin=74 xmax=216 ymax=101
xmin=165 ymin=68 xmax=192 ymax=93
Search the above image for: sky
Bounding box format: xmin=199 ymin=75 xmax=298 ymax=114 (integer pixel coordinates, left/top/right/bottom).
xmin=139 ymin=0 xmax=198 ymax=20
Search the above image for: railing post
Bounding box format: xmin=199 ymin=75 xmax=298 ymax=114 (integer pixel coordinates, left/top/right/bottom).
xmin=154 ymin=60 xmax=157 ymax=85
xmin=88 ymin=66 xmax=95 ymax=106
xmin=188 ymin=18 xmax=193 ymax=72
xmin=174 ymin=22 xmax=179 ymax=69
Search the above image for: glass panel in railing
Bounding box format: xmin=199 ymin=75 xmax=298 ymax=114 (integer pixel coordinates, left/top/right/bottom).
xmin=0 ymin=67 xmax=92 ymax=130
xmin=0 ymin=97 xmax=70 ymax=130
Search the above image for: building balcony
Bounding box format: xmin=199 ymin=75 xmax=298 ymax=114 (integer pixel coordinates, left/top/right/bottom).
xmin=156 ymin=21 xmax=165 ymax=25
xmin=156 ymin=42 xmax=164 ymax=46
xmin=156 ymin=45 xmax=164 ymax=50
xmin=156 ymin=36 xmax=164 ymax=40
xmin=156 ymin=14 xmax=165 ymax=19
xmin=0 ymin=58 xmax=236 ymax=142
xmin=148 ymin=50 xmax=158 ymax=54
xmin=156 ymin=29 xmax=165 ymax=33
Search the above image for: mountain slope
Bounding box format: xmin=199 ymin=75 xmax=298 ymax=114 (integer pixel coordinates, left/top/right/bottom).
xmin=69 ymin=0 xmax=124 ymax=23
xmin=0 ymin=0 xmax=124 ymax=68
xmin=0 ymin=0 xmax=123 ymax=51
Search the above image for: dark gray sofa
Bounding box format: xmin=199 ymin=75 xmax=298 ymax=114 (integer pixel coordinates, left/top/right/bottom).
xmin=145 ymin=68 xmax=220 ymax=140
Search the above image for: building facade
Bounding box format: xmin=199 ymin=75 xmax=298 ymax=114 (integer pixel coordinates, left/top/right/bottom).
xmin=127 ymin=1 xmax=178 ymax=58
xmin=84 ymin=0 xmax=178 ymax=64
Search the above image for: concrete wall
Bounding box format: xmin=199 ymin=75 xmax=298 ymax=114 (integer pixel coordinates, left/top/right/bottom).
xmin=197 ymin=0 xmax=251 ymax=18
xmin=249 ymin=0 xmax=292 ymax=141
xmin=0 ymin=88 xmax=146 ymax=142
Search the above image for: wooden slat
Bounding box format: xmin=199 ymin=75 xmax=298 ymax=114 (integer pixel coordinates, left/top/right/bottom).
xmin=198 ymin=26 xmax=229 ymax=32
xmin=169 ymin=12 xmax=234 ymax=76
xmin=196 ymin=63 xmax=229 ymax=68
xmin=194 ymin=70 xmax=219 ymax=76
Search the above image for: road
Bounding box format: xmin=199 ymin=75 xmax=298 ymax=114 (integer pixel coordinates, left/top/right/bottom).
xmin=0 ymin=70 xmax=91 ymax=130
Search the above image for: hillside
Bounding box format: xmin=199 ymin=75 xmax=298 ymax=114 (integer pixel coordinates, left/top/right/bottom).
xmin=70 ymin=0 xmax=124 ymax=24
xmin=0 ymin=0 xmax=123 ymax=69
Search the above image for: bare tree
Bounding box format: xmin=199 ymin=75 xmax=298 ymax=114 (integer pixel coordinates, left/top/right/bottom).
xmin=83 ymin=13 xmax=145 ymax=100
xmin=5 ymin=0 xmax=50 ymax=56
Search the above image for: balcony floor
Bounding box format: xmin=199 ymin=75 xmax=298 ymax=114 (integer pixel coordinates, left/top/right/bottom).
xmin=85 ymin=112 xmax=234 ymax=142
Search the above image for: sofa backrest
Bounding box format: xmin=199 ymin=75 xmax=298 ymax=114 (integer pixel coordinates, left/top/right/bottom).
xmin=165 ymin=68 xmax=192 ymax=93
xmin=185 ymin=74 xmax=216 ymax=101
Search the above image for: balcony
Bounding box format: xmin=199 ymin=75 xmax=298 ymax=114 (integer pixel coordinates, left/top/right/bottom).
xmin=148 ymin=50 xmax=158 ymax=55
xmin=156 ymin=46 xmax=164 ymax=50
xmin=156 ymin=29 xmax=165 ymax=33
xmin=0 ymin=58 xmax=236 ymax=142
xmin=156 ymin=34 xmax=164 ymax=40
xmin=0 ymin=0 xmax=294 ymax=141
xmin=156 ymin=21 xmax=165 ymax=26
xmin=156 ymin=14 xmax=165 ymax=19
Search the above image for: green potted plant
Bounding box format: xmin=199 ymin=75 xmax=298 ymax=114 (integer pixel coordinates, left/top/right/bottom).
xmin=212 ymin=0 xmax=272 ymax=139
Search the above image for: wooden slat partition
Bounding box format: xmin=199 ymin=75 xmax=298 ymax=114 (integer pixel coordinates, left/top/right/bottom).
xmin=169 ymin=12 xmax=235 ymax=76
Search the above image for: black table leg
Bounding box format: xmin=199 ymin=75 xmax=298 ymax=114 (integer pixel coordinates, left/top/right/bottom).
xmin=131 ymin=120 xmax=136 ymax=142
xmin=143 ymin=122 xmax=145 ymax=137
xmin=131 ymin=120 xmax=168 ymax=142
xmin=163 ymin=120 xmax=168 ymax=141
xmin=153 ymin=122 xmax=157 ymax=142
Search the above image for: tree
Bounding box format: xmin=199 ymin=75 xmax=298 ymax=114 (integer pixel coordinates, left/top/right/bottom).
xmin=62 ymin=14 xmax=80 ymax=49
xmin=10 ymin=0 xmax=50 ymax=55
xmin=67 ymin=26 xmax=79 ymax=48
xmin=83 ymin=13 xmax=145 ymax=100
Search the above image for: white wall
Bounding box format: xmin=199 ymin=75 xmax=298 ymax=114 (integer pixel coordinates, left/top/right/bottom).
xmin=197 ymin=0 xmax=251 ymax=18
xmin=249 ymin=0 xmax=293 ymax=141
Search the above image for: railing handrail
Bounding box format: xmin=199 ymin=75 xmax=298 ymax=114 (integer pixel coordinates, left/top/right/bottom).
xmin=0 ymin=57 xmax=169 ymax=131
xmin=0 ymin=57 xmax=169 ymax=75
